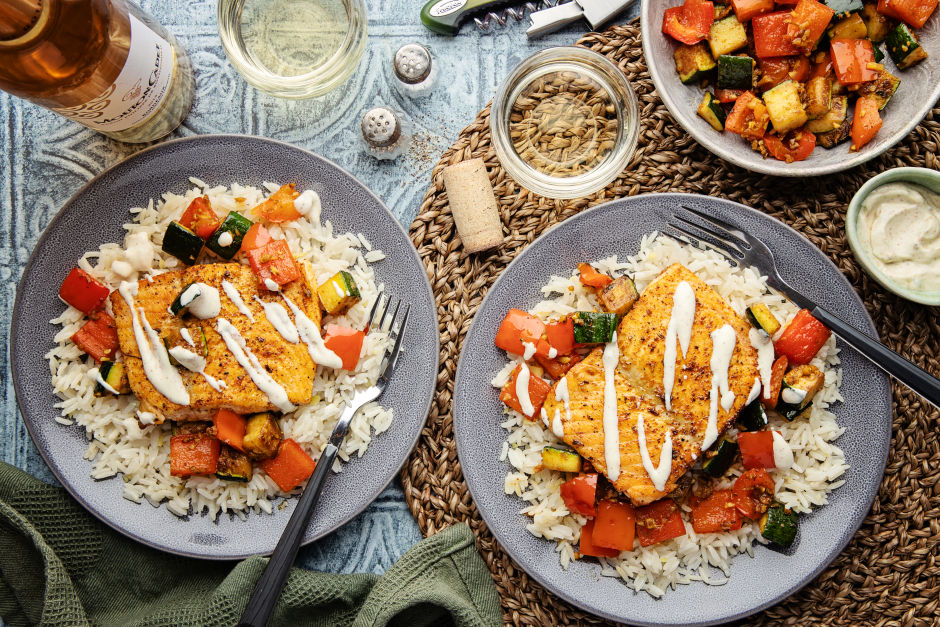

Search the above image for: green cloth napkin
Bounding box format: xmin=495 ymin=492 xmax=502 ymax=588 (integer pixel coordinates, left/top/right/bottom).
xmin=0 ymin=462 xmax=500 ymax=627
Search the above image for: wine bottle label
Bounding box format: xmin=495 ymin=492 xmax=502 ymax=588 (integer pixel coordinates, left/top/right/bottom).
xmin=50 ymin=16 xmax=175 ymax=132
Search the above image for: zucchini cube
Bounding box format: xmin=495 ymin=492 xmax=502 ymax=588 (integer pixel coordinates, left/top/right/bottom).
xmin=162 ymin=221 xmax=204 ymax=266
xmin=317 ymin=271 xmax=362 ymax=316
xmin=597 ymin=276 xmax=640 ymax=316
xmin=216 ymin=444 xmax=253 ymax=482
xmin=243 ymin=412 xmax=282 ymax=460
xmin=763 ymin=80 xmax=808 ymax=134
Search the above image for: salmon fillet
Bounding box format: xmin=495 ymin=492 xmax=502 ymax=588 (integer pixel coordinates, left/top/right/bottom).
xmin=110 ymin=262 xmax=322 ymax=423
xmin=542 ymin=263 xmax=760 ymax=506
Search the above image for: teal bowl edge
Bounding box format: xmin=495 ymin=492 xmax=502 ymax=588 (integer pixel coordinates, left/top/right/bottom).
xmin=846 ymin=167 xmax=940 ymax=307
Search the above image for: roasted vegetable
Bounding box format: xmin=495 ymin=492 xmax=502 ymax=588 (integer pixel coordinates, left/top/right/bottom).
xmin=205 ymin=211 xmax=253 ymax=260
xmin=828 ymin=12 xmax=869 ymax=38
xmin=746 ymin=303 xmax=782 ymax=335
xmin=169 ymin=282 xmax=200 ymax=315
xmin=710 ymin=14 xmax=750 ymax=57
xmin=571 ymin=312 xmax=618 ymax=344
xmin=597 ymin=275 xmax=640 ymax=316
xmin=738 ymin=399 xmax=771 ymax=431
xmin=242 ymin=412 xmax=282 ymax=460
xmin=805 ymin=76 xmax=834 ymax=119
xmin=824 ymin=0 xmax=864 ymax=17
xmin=776 ymin=364 xmax=826 ymax=420
xmin=675 ymin=42 xmax=718 ymax=83
xmin=541 ymin=446 xmax=582 ymax=473
xmin=862 ymin=1 xmax=893 ymax=41
xmin=216 ymin=444 xmax=253 ymax=482
xmin=59 ymin=267 xmax=110 ymax=314
xmin=806 ymin=94 xmax=849 ymax=133
xmin=93 ymin=360 xmax=130 ymax=396
xmin=317 ymin=270 xmax=361 ymax=316
xmin=763 ymin=80 xmax=808 ymax=134
xmin=261 ymin=438 xmax=317 ymax=492
xmin=853 ymin=70 xmax=901 ymax=109
xmin=500 ymin=364 xmax=552 ymax=419
xmin=816 ymin=110 xmax=853 ymax=147
xmin=717 ymin=54 xmax=755 ymax=89
xmin=726 ymin=90 xmax=771 ymax=139
xmin=171 ymin=421 xmax=212 ymax=436
xmin=759 ymin=502 xmax=799 ymax=547
xmin=702 ymin=438 xmax=739 ymax=477
xmin=71 ymin=312 xmax=119 ymax=363
xmin=698 ymin=91 xmax=729 ymax=131
xmin=245 ymin=239 xmax=301 ymax=287
xmin=170 ymin=433 xmax=220 ymax=477
xmin=162 ymin=221 xmax=204 ymax=266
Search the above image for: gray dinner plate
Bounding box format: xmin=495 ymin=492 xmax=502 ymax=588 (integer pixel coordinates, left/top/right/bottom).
xmin=641 ymin=0 xmax=940 ymax=177
xmin=453 ymin=194 xmax=891 ymax=626
xmin=11 ymin=134 xmax=438 ymax=560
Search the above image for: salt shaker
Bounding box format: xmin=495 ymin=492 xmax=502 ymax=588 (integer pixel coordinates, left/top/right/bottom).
xmin=390 ymin=43 xmax=438 ymax=99
xmin=360 ymin=106 xmax=411 ymax=160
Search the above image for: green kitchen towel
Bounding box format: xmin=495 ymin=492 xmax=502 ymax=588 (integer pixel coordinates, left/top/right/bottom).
xmin=0 ymin=462 xmax=501 ymax=627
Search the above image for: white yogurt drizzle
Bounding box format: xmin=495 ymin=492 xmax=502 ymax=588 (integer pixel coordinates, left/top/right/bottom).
xmin=702 ymin=325 xmax=737 ymax=451
xmin=551 ymin=410 xmax=564 ymax=438
xmin=749 ymin=327 xmax=775 ymax=400
xmin=137 ymin=411 xmax=157 ymax=425
xmin=555 ymin=376 xmax=571 ymax=423
xmin=253 ymin=296 xmax=299 ymax=344
xmin=216 ymin=318 xmax=295 ymax=412
xmin=264 ymin=278 xmax=280 ymax=292
xmin=746 ymin=377 xmax=762 ymax=405
xmin=168 ymin=346 xmax=228 ymax=392
xmin=332 ymin=280 xmax=346 ymax=297
xmin=663 ymin=281 xmax=696 ymax=410
xmin=516 ymin=363 xmax=535 ymax=416
xmin=637 ymin=413 xmax=672 ymax=492
xmin=222 ymin=279 xmax=255 ymax=322
xmin=602 ymin=332 xmax=621 ymax=481
xmin=781 ymin=387 xmax=807 ymax=405
xmin=87 ymin=367 xmax=119 ymax=395
xmin=279 ymin=292 xmax=344 ymax=369
xmin=772 ymin=431 xmax=794 ymax=470
xmin=118 ymin=282 xmax=190 ymax=405
xmin=217 ymin=231 xmax=234 ymax=247
xmin=185 ymin=283 xmax=221 ymax=319
xmin=522 ymin=341 xmax=537 ymax=361
xmin=180 ymin=328 xmax=195 ymax=347
xmin=548 ymin=347 xmax=558 ymax=359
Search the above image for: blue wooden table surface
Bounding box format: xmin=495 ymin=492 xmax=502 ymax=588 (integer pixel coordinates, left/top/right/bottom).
xmin=0 ymin=0 xmax=641 ymax=592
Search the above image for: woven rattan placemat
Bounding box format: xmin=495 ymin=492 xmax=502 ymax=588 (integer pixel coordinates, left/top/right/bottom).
xmin=403 ymin=23 xmax=940 ymax=627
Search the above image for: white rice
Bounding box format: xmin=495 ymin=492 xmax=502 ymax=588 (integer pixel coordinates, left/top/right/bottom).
xmin=46 ymin=181 xmax=393 ymax=520
xmin=493 ymin=232 xmax=848 ymax=597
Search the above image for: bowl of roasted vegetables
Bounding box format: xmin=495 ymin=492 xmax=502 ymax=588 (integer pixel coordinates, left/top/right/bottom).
xmin=641 ymin=0 xmax=940 ymax=175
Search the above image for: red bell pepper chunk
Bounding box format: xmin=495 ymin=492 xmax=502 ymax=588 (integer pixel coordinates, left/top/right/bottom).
xmin=661 ymin=0 xmax=715 ymax=45
xmin=851 ymin=96 xmax=883 ymax=151
xmin=179 ymin=196 xmax=221 ymax=240
xmin=323 ymin=325 xmax=366 ymax=371
xmin=786 ymin=0 xmax=835 ymax=53
xmin=830 ymin=39 xmax=879 ymax=85
xmin=752 ymin=12 xmax=801 ymax=58
xmin=592 ymin=500 xmax=636 ymax=552
xmin=170 ymin=433 xmax=221 ymax=477
xmin=499 ymin=364 xmax=552 ymax=419
xmin=71 ymin=312 xmax=119 ymax=363
xmin=544 ymin=319 xmax=575 ymax=356
xmin=762 ymin=128 xmax=817 ymax=163
xmin=738 ymin=431 xmax=777 ymax=469
xmin=238 ymin=223 xmax=273 ymax=253
xmin=762 ymin=355 xmax=789 ymax=410
xmin=261 ymin=438 xmax=317 ymax=492
xmin=577 ymin=263 xmax=613 ymax=288
xmin=494 ymin=309 xmax=546 ymax=356
xmin=534 ymin=351 xmax=582 ymax=381
xmin=880 ymin=0 xmax=937 ymax=27
xmin=809 ymin=50 xmax=834 ymax=79
xmin=251 ymin=183 xmax=303 ymax=223
xmin=213 ymin=409 xmax=247 ymax=453
xmin=732 ymin=468 xmax=776 ymax=519
xmin=715 ymin=88 xmax=746 ymax=103
xmin=689 ymin=490 xmax=743 ymax=533
xmin=580 ymin=519 xmax=621 ymax=558
xmin=877 ymin=0 xmax=906 ymax=19
xmin=635 ymin=499 xmax=687 ymax=547
xmin=561 ymin=473 xmax=598 ymax=517
xmin=725 ymin=91 xmax=770 ymax=140
xmin=244 ymin=239 xmax=301 ymax=287
xmin=756 ymin=57 xmax=792 ymax=91
xmin=731 ymin=0 xmax=775 ymax=22
xmin=774 ymin=309 xmax=831 ymax=365
xmin=59 ymin=267 xmax=110 ymax=315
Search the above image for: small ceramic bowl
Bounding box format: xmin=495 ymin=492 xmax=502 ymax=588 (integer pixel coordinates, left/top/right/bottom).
xmin=846 ymin=167 xmax=940 ymax=306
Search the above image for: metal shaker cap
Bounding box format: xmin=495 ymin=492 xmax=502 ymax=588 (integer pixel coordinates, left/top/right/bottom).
xmin=361 ymin=107 xmax=401 ymax=148
xmin=394 ymin=43 xmax=432 ymax=85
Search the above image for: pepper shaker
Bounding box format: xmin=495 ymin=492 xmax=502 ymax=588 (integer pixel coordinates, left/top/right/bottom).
xmin=360 ymin=106 xmax=411 ymax=160
xmin=389 ymin=43 xmax=438 ymax=99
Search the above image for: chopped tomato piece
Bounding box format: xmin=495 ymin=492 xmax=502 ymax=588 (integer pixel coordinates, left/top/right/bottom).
xmin=762 ymin=355 xmax=789 ymax=410
xmin=251 ymin=183 xmax=303 ymax=223
xmin=561 ymin=473 xmax=598 ymax=517
xmin=689 ymin=490 xmax=743 ymax=533
xmin=244 ymin=239 xmax=301 ymax=287
xmin=578 ymin=263 xmax=613 ymax=288
xmin=731 ymin=0 xmax=775 ymax=21
xmin=880 ymin=0 xmax=937 ymax=27
xmin=238 ymin=223 xmax=273 ymax=253
xmin=499 ymin=364 xmax=552 ymax=419
xmin=877 ymin=0 xmax=906 ymax=19
xmin=635 ymin=499 xmax=687 ymax=547
xmin=831 ymin=38 xmax=879 ymax=85
xmin=494 ymin=309 xmax=545 ymax=356
xmin=71 ymin=312 xmax=119 ymax=363
xmin=179 ymin=196 xmax=221 ymax=240
xmin=774 ymin=309 xmax=832 ymax=365
xmin=323 ymin=325 xmax=366 ymax=370
xmin=732 ymin=468 xmax=776 ymax=518
xmin=851 ymin=96 xmax=883 ymax=151
xmin=715 ymin=88 xmax=746 ymax=103
xmin=260 ymin=438 xmax=317 ymax=492
xmin=809 ymin=50 xmax=834 ymax=79
xmin=762 ymin=128 xmax=817 ymax=163
xmin=725 ymin=91 xmax=770 ymax=140
xmin=59 ymin=267 xmax=110 ymax=314
xmin=213 ymin=409 xmax=248 ymax=453
xmin=544 ymin=319 xmax=575 ymax=356
xmin=753 ymin=12 xmax=801 ymax=57
xmin=534 ymin=351 xmax=582 ymax=381
xmin=170 ymin=433 xmax=221 ymax=477
xmin=662 ymin=0 xmax=715 ymax=44
xmin=592 ymin=500 xmax=636 ymax=552
xmin=580 ymin=519 xmax=621 ymax=558
xmin=738 ymin=431 xmax=777 ymax=469
xmin=756 ymin=57 xmax=793 ymax=91
xmin=786 ymin=0 xmax=835 ymax=53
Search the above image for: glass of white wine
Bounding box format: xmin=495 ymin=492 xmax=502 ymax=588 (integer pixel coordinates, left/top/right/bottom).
xmin=217 ymin=0 xmax=367 ymax=99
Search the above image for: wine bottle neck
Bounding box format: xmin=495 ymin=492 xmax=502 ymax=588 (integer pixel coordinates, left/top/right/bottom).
xmin=0 ymin=0 xmax=47 ymax=42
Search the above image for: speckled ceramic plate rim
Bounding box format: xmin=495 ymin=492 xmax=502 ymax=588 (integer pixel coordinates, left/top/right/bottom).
xmin=10 ymin=134 xmax=438 ymax=560
xmin=453 ymin=193 xmax=891 ymax=626
xmin=639 ymin=1 xmax=940 ymax=177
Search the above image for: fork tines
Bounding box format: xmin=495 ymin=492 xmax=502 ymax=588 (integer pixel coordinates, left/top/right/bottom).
xmin=665 ymin=206 xmax=749 ymax=262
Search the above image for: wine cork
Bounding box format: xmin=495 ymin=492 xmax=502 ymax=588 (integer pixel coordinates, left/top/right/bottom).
xmin=442 ymin=159 xmax=503 ymax=253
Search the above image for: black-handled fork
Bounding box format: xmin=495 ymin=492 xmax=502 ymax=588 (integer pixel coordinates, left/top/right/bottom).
xmin=666 ymin=205 xmax=940 ymax=411
xmin=237 ymin=293 xmax=410 ymax=627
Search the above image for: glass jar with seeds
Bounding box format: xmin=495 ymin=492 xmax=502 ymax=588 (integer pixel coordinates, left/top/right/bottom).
xmin=491 ymin=47 xmax=640 ymax=200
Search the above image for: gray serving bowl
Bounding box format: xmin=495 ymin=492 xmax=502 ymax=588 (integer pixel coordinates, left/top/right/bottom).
xmin=847 ymin=166 xmax=940 ymax=305
xmin=641 ymin=1 xmax=940 ymax=177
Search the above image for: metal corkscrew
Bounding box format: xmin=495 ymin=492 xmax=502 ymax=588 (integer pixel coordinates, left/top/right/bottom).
xmin=470 ymin=0 xmax=564 ymax=32
xmin=420 ymin=0 xmax=633 ymax=38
